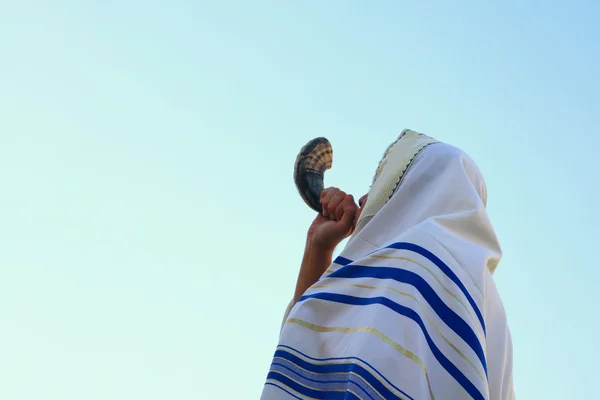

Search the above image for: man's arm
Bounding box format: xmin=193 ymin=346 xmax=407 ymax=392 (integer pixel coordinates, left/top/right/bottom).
xmin=291 ymin=188 xmax=358 ymax=306
xmin=279 ymin=240 xmax=333 ymax=332
xmin=292 ymin=239 xmax=334 ymax=305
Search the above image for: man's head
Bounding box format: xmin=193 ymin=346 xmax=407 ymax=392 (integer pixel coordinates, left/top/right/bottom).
xmin=350 ymin=130 xmax=438 ymax=238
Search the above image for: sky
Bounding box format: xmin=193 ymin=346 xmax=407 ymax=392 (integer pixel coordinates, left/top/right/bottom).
xmin=1 ymin=1 xmax=598 ymax=398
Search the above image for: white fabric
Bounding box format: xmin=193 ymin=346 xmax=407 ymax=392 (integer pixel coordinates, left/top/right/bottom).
xmin=351 ymin=129 xmax=438 ymax=239
xmin=262 ymin=138 xmax=514 ymax=400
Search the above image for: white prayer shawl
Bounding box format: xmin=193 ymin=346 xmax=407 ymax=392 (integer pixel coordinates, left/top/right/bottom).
xmin=262 ymin=131 xmax=514 ymax=400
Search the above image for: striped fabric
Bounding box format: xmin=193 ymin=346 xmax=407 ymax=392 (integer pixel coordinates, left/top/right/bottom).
xmin=267 ymin=345 xmax=412 ymax=400
xmin=263 ymin=236 xmax=489 ymax=399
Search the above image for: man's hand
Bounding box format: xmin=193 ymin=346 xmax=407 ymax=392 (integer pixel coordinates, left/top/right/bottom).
xmin=307 ymin=187 xmax=359 ymax=252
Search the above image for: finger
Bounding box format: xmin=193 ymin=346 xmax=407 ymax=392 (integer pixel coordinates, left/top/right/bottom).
xmin=335 ymin=201 xmax=344 ymax=221
xmin=328 ymin=191 xmax=346 ymax=221
xmin=340 ymin=195 xmax=358 ymax=230
xmin=320 ymin=187 xmax=336 ymax=216
xmin=321 ymin=187 xmax=338 ymax=217
xmin=335 ymin=194 xmax=353 ymax=220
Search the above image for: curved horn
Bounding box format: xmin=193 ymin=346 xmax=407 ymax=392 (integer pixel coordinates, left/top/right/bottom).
xmin=293 ymin=137 xmax=333 ymax=213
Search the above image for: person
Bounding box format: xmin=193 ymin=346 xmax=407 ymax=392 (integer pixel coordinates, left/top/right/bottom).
xmin=261 ymin=130 xmax=514 ymax=400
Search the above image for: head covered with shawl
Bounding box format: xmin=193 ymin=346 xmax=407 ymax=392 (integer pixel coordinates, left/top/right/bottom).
xmin=346 ymin=129 xmax=502 ymax=276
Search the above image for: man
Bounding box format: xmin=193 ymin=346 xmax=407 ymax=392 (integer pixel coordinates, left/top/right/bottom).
xmin=261 ymin=130 xmax=514 ymax=399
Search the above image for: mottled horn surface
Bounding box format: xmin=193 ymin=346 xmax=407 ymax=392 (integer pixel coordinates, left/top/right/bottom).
xmin=293 ymin=137 xmax=333 ymax=213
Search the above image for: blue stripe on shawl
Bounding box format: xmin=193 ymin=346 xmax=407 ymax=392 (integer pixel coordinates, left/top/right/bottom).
xmin=264 ymin=382 xmax=304 ymax=399
xmin=382 ymin=242 xmax=486 ymax=335
xmin=271 ymin=362 xmax=377 ymax=399
xmin=325 ymin=264 xmax=487 ymax=377
xmin=272 ymin=348 xmax=407 ymax=400
xmin=298 ymin=292 xmax=485 ymax=400
xmin=333 ymin=256 xmax=353 ymax=266
xmin=277 ymin=345 xmax=414 ymax=400
xmin=267 ymin=371 xmax=361 ymax=399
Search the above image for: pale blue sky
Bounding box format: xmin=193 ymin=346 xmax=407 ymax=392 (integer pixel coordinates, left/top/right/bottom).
xmin=1 ymin=1 xmax=598 ymax=399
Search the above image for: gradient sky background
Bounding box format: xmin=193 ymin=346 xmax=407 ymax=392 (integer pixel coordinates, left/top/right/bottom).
xmin=1 ymin=1 xmax=599 ymax=399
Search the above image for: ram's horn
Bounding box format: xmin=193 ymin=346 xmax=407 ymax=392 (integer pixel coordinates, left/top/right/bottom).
xmin=293 ymin=137 xmax=333 ymax=213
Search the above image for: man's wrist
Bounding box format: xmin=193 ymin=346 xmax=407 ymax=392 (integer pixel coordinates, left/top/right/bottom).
xmin=305 ymin=236 xmax=336 ymax=256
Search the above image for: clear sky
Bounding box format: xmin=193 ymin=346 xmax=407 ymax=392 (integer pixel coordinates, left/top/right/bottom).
xmin=1 ymin=1 xmax=598 ymax=399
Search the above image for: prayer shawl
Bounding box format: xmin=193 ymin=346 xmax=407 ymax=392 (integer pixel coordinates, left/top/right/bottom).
xmin=261 ymin=130 xmax=514 ymax=400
